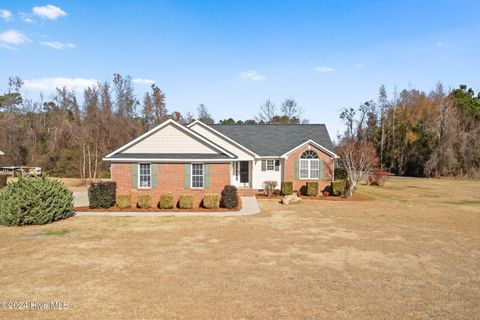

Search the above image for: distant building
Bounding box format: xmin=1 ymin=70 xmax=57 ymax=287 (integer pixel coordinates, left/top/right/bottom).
xmin=0 ymin=166 xmax=42 ymax=176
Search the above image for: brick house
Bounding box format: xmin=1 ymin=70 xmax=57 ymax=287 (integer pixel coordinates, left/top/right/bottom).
xmin=103 ymin=119 xmax=338 ymax=206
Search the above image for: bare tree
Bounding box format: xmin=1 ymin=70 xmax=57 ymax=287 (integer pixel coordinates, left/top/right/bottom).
xmin=113 ymin=73 xmax=137 ymax=117
xmin=151 ymin=84 xmax=168 ymax=125
xmin=256 ymin=99 xmax=276 ymax=123
xmin=197 ymin=104 xmax=214 ymax=124
xmin=378 ymin=85 xmax=389 ymax=169
xmin=340 ymin=107 xmax=355 ymax=138
xmin=281 ymin=98 xmax=298 ymax=118
xmin=142 ymin=92 xmax=153 ymax=130
xmin=181 ymin=111 xmax=195 ymax=125
xmin=337 ymin=138 xmax=378 ymax=196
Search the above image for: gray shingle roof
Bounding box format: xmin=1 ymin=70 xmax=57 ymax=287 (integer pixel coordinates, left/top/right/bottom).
xmin=209 ymin=124 xmax=335 ymax=156
xmin=110 ymin=153 xmax=233 ymax=159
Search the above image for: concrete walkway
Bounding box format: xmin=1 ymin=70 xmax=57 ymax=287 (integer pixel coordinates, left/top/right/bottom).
xmin=73 ymin=192 xmax=89 ymax=207
xmin=74 ymin=196 xmax=261 ymax=217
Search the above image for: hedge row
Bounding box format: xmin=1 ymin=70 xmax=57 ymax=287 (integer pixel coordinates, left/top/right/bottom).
xmin=88 ymin=183 xmax=239 ymax=210
xmin=276 ymin=180 xmax=348 ymax=197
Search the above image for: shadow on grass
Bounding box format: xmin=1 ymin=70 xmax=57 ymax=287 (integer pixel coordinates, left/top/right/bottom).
xmin=36 ymin=229 xmax=71 ymax=237
xmin=443 ymin=199 xmax=480 ymax=206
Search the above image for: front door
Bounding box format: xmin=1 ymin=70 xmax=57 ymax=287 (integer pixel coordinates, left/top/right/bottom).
xmin=239 ymin=161 xmax=249 ymax=185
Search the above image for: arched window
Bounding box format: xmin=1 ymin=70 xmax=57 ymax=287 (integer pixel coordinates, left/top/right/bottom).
xmin=301 ymin=150 xmax=318 ymax=159
xmin=300 ymin=150 xmax=320 ymax=179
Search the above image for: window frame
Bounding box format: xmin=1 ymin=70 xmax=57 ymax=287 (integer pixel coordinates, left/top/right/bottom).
xmin=138 ymin=162 xmax=152 ymax=189
xmin=191 ymin=163 xmax=204 ymax=189
xmin=266 ymin=160 xmax=275 ymax=171
xmin=299 ymin=159 xmax=309 ymax=179
xmin=299 ymin=151 xmax=320 ymax=180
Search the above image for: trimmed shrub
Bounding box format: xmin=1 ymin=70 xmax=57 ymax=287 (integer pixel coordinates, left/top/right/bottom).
xmin=263 ymin=181 xmax=277 ymax=197
xmin=137 ymin=194 xmax=152 ymax=209
xmin=280 ymin=181 xmax=293 ymax=196
xmin=0 ymin=175 xmax=73 ymax=226
xmin=306 ymin=182 xmax=319 ymax=196
xmin=334 ymin=167 xmax=348 ymax=181
xmin=0 ymin=174 xmax=7 ymax=189
xmin=178 ymin=195 xmax=193 ymax=209
xmin=158 ymin=194 xmax=174 ymax=209
xmin=331 ymin=180 xmax=346 ymax=196
xmin=88 ymin=181 xmax=116 ymax=209
xmin=221 ymin=185 xmax=238 ymax=209
xmin=203 ymin=194 xmax=220 ymax=209
xmin=117 ymin=195 xmax=131 ymax=209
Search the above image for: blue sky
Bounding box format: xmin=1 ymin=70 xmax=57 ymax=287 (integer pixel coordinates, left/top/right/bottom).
xmin=0 ymin=0 xmax=479 ymax=137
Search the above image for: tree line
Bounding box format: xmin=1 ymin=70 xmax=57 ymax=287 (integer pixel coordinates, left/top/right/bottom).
xmin=338 ymin=83 xmax=480 ymax=177
xmin=0 ymin=74 xmax=305 ymax=178
xmin=1 ymin=75 xmax=478 ymax=178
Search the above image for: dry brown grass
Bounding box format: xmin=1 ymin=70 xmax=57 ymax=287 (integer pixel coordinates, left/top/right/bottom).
xmin=0 ymin=177 xmax=479 ymax=319
xmin=6 ymin=177 xmax=105 ymax=192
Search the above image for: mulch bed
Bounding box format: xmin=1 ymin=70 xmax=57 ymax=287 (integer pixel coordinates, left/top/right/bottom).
xmin=255 ymin=193 xmax=373 ymax=201
xmin=75 ymin=198 xmax=242 ymax=212
xmin=74 ymin=206 xmax=242 ymax=213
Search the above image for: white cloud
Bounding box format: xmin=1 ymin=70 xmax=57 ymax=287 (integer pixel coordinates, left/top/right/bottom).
xmin=0 ymin=9 xmax=13 ymax=21
xmin=20 ymin=12 xmax=35 ymax=24
xmin=436 ymin=42 xmax=448 ymax=48
xmin=23 ymin=17 xmax=34 ymax=23
xmin=0 ymin=30 xmax=30 ymax=49
xmin=354 ymin=63 xmax=365 ymax=68
xmin=240 ymin=70 xmax=266 ymax=81
xmin=23 ymin=77 xmax=98 ymax=91
xmin=33 ymin=5 xmax=67 ymax=20
xmin=40 ymin=41 xmax=76 ymax=49
xmin=133 ymin=78 xmax=155 ymax=85
xmin=313 ymin=66 xmax=335 ymax=73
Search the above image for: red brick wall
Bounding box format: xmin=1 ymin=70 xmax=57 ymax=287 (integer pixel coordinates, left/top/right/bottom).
xmin=284 ymin=144 xmax=334 ymax=193
xmin=111 ymin=162 xmax=230 ymax=207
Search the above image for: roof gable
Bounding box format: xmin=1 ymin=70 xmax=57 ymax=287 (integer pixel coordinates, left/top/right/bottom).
xmin=122 ymin=124 xmax=218 ymax=154
xmin=104 ymin=120 xmax=234 ymax=159
xmin=188 ymin=120 xmax=258 ymax=159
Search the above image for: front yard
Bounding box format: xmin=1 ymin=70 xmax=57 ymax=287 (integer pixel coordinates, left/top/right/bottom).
xmin=0 ymin=177 xmax=479 ymax=319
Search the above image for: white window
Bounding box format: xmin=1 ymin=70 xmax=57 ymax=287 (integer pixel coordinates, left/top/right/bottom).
xmin=299 ymin=150 xmax=320 ymax=179
xmin=191 ymin=163 xmax=204 ymax=188
xmin=264 ymin=159 xmax=279 ymax=171
xmin=139 ymin=163 xmax=151 ymax=188
xmin=266 ymin=160 xmax=275 ymax=171
xmin=300 ymin=160 xmax=309 ymax=179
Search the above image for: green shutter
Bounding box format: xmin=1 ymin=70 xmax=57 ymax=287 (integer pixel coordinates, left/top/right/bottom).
xmin=131 ymin=163 xmax=138 ymax=189
xmin=274 ymin=160 xmax=280 ymax=171
xmin=294 ymin=160 xmax=299 ymax=179
xmin=261 ymin=160 xmax=266 ymax=171
xmin=184 ymin=164 xmax=191 ymax=189
xmin=151 ymin=164 xmax=158 ymax=188
xmin=204 ymin=164 xmax=210 ymax=188
xmin=320 ymin=160 xmax=325 ymax=179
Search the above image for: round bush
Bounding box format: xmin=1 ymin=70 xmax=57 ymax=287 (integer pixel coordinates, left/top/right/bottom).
xmin=0 ymin=175 xmax=74 ymax=226
xmin=221 ymin=185 xmax=238 ymax=209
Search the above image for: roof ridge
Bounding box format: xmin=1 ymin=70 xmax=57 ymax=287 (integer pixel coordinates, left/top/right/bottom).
xmin=211 ymin=123 xmax=326 ymax=126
